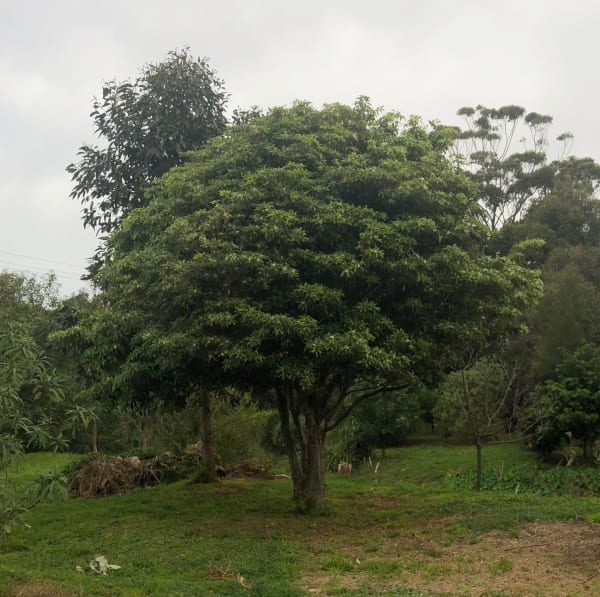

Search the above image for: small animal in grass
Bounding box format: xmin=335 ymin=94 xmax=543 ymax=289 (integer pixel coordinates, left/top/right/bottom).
xmin=337 ymin=461 xmax=352 ymax=476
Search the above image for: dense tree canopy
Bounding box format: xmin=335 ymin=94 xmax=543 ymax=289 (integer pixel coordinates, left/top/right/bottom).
xmin=88 ymin=99 xmax=540 ymax=509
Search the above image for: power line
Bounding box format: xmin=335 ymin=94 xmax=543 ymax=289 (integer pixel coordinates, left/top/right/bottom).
xmin=0 ymin=260 xmax=84 ymax=280
xmin=0 ymin=249 xmax=84 ymax=269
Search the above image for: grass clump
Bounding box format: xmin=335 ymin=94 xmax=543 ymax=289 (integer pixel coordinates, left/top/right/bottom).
xmin=488 ymin=556 xmax=514 ymax=575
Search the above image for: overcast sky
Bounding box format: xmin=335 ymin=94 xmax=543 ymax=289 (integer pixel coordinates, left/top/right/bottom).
xmin=2 ymin=0 xmax=600 ymax=295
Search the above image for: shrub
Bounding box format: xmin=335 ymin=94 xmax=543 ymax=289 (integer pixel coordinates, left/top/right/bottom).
xmin=531 ymin=344 xmax=600 ymax=457
xmin=445 ymin=462 xmax=600 ymax=495
xmin=213 ymin=397 xmax=275 ymax=465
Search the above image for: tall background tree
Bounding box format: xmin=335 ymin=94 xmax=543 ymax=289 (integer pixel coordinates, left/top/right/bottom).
xmin=451 ymin=104 xmax=600 ymax=463
xmin=454 ymin=105 xmax=600 ymax=231
xmin=67 ymin=48 xmax=228 ymax=273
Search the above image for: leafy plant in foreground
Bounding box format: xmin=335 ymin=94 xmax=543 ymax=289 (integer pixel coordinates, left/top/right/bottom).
xmin=0 ymin=324 xmax=67 ymax=535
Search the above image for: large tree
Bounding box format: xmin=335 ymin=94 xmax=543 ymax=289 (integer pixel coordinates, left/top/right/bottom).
xmin=67 ymin=48 xmax=228 ymax=241
xmin=95 ymin=100 xmax=540 ymax=510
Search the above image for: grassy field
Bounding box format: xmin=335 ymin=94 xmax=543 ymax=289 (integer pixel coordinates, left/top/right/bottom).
xmin=1 ymin=444 xmax=600 ymax=596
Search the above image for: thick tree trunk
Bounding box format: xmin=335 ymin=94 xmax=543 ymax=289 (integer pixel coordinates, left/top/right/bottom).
xmin=199 ymin=388 xmax=217 ymax=480
xmin=277 ymin=391 xmax=327 ymax=512
xmin=295 ymin=415 xmax=326 ymax=512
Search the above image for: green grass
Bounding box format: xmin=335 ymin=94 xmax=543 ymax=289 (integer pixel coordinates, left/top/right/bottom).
xmin=5 ymin=452 xmax=80 ymax=490
xmin=0 ymin=478 xmax=304 ymax=596
xmin=0 ymin=445 xmax=599 ymax=596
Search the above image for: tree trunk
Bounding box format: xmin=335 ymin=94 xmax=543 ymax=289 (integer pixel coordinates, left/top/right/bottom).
xmin=277 ymin=391 xmax=302 ymax=494
xmin=277 ymin=391 xmax=327 ymax=512
xmin=475 ymin=442 xmax=482 ymax=491
xmin=91 ymin=420 xmax=98 ymax=453
xmin=199 ymin=388 xmax=217 ymax=480
xmin=141 ymin=422 xmax=151 ymax=451
xmin=295 ymin=414 xmax=326 ymax=512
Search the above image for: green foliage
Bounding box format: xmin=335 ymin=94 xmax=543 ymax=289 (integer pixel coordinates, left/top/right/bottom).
xmin=349 ymin=390 xmax=421 ymax=456
xmin=529 ymin=265 xmax=600 ymax=379
xmin=435 ymin=358 xmax=531 ymax=491
xmin=0 ymin=271 xmax=60 ymax=346
xmin=0 ymin=324 xmax=66 ymax=451
xmin=531 ymin=344 xmax=600 ymax=455
xmin=446 ymin=462 xmax=600 ymax=496
xmin=455 ymin=105 xmax=600 ymax=232
xmin=0 ymin=323 xmax=69 ymax=535
xmin=455 ymin=104 xmax=555 ymax=230
xmin=488 ymin=146 xmax=600 ymax=414
xmin=0 ymin=273 xmax=79 ymax=529
xmin=79 ymin=393 xmax=276 ymax=469
xmin=67 ymin=48 xmax=227 ymax=234
xmin=213 ymin=398 xmax=275 ymax=466
xmin=325 ymin=417 xmax=360 ymax=471
xmin=260 ymin=410 xmax=286 ymax=454
xmin=77 ymin=398 xmax=197 ymax=455
xmin=91 ymin=98 xmax=540 ymax=509
xmin=526 ymin=173 xmax=600 ymax=251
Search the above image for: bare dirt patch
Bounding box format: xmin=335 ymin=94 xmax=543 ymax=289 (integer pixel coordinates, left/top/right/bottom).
xmin=421 ymin=522 xmax=600 ymax=596
xmin=303 ymin=522 xmax=600 ymax=596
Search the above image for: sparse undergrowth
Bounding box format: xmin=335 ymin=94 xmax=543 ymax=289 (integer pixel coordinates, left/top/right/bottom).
xmin=2 ymin=444 xmax=600 ymax=596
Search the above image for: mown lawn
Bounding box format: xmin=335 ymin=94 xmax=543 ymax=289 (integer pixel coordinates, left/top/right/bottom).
xmin=1 ymin=444 xmax=600 ymax=596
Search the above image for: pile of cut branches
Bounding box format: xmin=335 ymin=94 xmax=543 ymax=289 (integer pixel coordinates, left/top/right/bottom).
xmin=218 ymin=461 xmax=273 ymax=480
xmin=70 ymin=455 xmax=170 ymax=497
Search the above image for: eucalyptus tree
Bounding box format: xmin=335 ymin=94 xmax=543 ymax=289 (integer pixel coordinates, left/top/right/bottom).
xmin=94 ymin=100 xmax=540 ymax=510
xmin=453 ymin=105 xmax=600 ymax=231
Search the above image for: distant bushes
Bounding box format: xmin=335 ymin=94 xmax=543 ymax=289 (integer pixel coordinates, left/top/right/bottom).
xmin=213 ymin=398 xmax=274 ymax=466
xmin=76 ymin=395 xmax=277 ymax=468
xmin=68 ymin=389 xmax=423 ymax=472
xmin=446 ymin=463 xmax=600 ymax=495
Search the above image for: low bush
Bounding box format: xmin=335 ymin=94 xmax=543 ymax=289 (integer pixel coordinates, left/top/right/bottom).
xmin=213 ymin=398 xmax=275 ymax=465
xmin=445 ymin=462 xmax=600 ymax=495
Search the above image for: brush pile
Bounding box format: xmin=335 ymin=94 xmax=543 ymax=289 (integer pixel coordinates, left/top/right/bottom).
xmin=218 ymin=461 xmax=274 ymax=480
xmin=70 ymin=454 xmax=172 ymax=498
